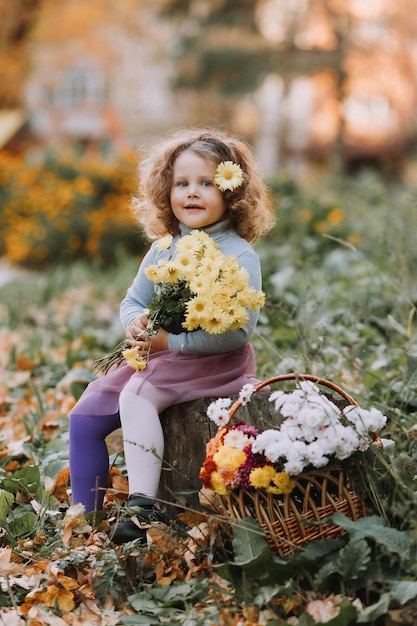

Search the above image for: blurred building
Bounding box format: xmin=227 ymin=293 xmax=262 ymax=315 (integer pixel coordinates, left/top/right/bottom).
xmin=4 ymin=0 xmax=417 ymax=179
xmin=22 ymin=1 xmax=186 ymax=156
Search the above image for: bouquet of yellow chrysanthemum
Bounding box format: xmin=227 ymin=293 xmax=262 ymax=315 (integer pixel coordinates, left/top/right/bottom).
xmin=95 ymin=230 xmax=264 ymax=374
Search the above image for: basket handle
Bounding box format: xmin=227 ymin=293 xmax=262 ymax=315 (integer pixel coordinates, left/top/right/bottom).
xmin=229 ymin=373 xmax=383 ymax=447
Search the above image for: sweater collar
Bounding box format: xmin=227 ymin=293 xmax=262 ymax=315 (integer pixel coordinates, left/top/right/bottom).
xmin=179 ymin=219 xmax=232 ymax=240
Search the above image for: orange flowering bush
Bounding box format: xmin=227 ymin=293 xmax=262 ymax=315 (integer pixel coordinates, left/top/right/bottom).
xmin=0 ymin=150 xmax=145 ymax=268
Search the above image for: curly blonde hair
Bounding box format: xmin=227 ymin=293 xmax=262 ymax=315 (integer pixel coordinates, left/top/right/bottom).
xmin=132 ymin=127 xmax=275 ymax=243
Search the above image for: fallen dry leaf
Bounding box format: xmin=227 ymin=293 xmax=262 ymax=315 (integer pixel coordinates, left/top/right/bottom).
xmin=21 ymin=575 xmax=78 ymax=615
xmin=62 ymin=504 xmax=92 ymax=546
xmin=0 ymin=547 xmax=25 ymax=577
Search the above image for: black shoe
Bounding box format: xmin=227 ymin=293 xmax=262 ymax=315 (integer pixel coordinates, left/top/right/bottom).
xmin=110 ymin=495 xmax=165 ymax=545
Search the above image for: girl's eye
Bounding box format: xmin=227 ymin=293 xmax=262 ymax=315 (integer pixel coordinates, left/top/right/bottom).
xmin=202 ymin=180 xmax=212 ymax=187
xmin=177 ymin=181 xmax=188 ymax=187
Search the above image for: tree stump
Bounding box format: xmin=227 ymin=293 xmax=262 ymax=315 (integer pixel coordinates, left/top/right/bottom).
xmin=158 ymin=391 xmax=279 ymax=516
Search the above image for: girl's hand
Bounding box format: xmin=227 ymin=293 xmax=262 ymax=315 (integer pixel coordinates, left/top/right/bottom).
xmin=125 ymin=315 xmax=169 ymax=353
xmin=148 ymin=328 xmax=169 ymax=353
xmin=125 ymin=314 xmax=149 ymax=344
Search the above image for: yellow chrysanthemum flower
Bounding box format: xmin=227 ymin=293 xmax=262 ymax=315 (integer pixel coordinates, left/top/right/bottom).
xmin=237 ymin=287 xmax=265 ymax=311
xmin=236 ymin=266 xmax=249 ymax=284
xmin=199 ymin=260 xmax=222 ymax=282
xmin=187 ymin=229 xmax=212 ymax=251
xmin=214 ymin=161 xmax=244 ymax=192
xmin=249 ymin=465 xmax=276 ymax=489
xmin=186 ymin=296 xmax=210 ymax=318
xmin=272 ymin=471 xmax=296 ymax=494
xmin=144 ymin=264 xmax=164 ymax=283
xmin=181 ymin=314 xmax=201 ymax=332
xmin=210 ymin=471 xmax=229 ymax=495
xmin=156 ymin=234 xmax=173 ymax=251
xmin=122 ymin=346 xmax=147 ymax=371
xmin=207 ymin=286 xmax=233 ymax=306
xmin=226 ymin=303 xmax=249 ymax=329
xmin=175 ymin=236 xmax=199 ymax=255
xmin=201 ymin=312 xmax=234 ymax=334
xmin=175 ymin=249 xmax=196 ymax=273
xmin=222 ymin=256 xmax=240 ymax=276
xmin=213 ymin=445 xmax=246 ymax=471
xmin=157 ymin=261 xmax=183 ymax=283
xmin=189 ymin=276 xmax=206 ymax=293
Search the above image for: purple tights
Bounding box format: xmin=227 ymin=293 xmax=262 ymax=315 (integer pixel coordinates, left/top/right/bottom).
xmin=69 ymin=412 xmax=121 ymax=513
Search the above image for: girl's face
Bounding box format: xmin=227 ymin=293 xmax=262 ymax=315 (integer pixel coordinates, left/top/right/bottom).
xmin=170 ymin=149 xmax=226 ymax=229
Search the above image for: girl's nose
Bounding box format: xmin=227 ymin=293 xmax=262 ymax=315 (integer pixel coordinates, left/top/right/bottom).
xmin=187 ymin=185 xmax=199 ymax=197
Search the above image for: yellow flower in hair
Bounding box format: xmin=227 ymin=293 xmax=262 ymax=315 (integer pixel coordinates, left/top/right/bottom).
xmin=214 ymin=161 xmax=244 ymax=192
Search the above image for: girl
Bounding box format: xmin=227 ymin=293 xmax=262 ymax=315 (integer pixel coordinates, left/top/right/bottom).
xmin=69 ymin=127 xmax=275 ymax=543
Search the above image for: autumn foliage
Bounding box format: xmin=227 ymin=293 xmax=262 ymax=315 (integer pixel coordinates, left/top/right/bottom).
xmin=0 ymin=150 xmax=144 ymax=268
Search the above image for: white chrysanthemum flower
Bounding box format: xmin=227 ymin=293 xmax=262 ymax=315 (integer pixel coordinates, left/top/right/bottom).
xmin=314 ymin=392 xmax=342 ymax=416
xmin=367 ymin=407 xmax=388 ymax=430
xmin=207 ymin=398 xmax=232 ymax=426
xmin=269 ymin=389 xmax=287 ymax=409
xmin=252 ymin=429 xmax=281 ymax=453
xmin=239 ymin=383 xmax=255 ymax=406
xmin=208 ymin=407 xmax=230 ymax=427
xmin=305 ymin=442 xmax=329 ymax=467
xmin=215 ymin=397 xmax=233 ymax=409
xmin=279 ymin=399 xmax=305 ymax=418
xmin=356 ymin=436 xmax=370 ymax=452
xmin=299 ymin=380 xmax=322 ymax=396
xmin=288 ymin=439 xmax=309 ymax=460
xmin=295 ymin=420 xmax=321 ymax=443
xmin=341 ymin=426 xmax=361 ymax=446
xmin=224 ymin=429 xmax=253 ymax=450
xmin=283 ymin=458 xmax=305 ymax=476
xmin=333 ymin=444 xmax=355 ymax=460
xmin=263 ymin=440 xmax=291 ymax=463
xmin=344 ymin=405 xmax=387 ymax=433
xmin=280 ymin=421 xmax=303 ymax=442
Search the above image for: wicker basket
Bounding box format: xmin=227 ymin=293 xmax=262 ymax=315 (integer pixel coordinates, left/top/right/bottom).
xmin=217 ymin=374 xmax=382 ymax=558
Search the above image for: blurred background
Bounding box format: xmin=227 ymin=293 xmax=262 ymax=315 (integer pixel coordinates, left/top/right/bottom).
xmin=1 ymin=0 xmax=417 ymax=268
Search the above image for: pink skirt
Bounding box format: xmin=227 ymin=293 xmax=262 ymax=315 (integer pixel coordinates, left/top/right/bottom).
xmin=70 ymin=343 xmax=258 ymax=416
